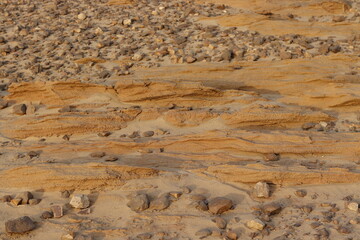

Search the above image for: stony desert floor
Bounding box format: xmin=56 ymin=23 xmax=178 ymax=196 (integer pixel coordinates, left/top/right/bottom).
xmin=1 ymin=0 xmax=360 ymax=239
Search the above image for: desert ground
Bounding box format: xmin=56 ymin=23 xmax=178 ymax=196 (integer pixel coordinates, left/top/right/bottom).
xmin=1 ymin=0 xmax=360 ymax=239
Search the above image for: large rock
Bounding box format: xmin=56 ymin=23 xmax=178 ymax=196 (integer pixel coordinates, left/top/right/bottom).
xmin=208 ymin=197 xmax=233 ymax=214
xmin=5 ymin=216 xmax=36 ymax=233
xmin=70 ymin=194 xmax=90 ymax=209
xmin=127 ymin=193 xmax=149 ymax=212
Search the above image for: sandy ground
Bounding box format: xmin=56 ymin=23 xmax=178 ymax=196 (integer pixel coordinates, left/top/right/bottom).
xmin=1 ymin=0 xmax=360 ymax=239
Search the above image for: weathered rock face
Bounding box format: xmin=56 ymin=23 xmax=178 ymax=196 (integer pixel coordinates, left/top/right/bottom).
xmin=5 ymin=216 xmax=36 ymax=233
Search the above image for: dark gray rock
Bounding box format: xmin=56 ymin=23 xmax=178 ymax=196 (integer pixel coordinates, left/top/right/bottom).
xmin=5 ymin=216 xmax=36 ymax=233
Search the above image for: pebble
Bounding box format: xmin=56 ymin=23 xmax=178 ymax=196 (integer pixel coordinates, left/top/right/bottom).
xmin=90 ymin=152 xmax=106 ymax=158
xmin=5 ymin=216 xmax=36 ymax=233
xmin=127 ymin=193 xmax=149 ymax=212
xmin=302 ymin=122 xmax=316 ymax=130
xmin=104 ymin=156 xmax=118 ymax=162
xmin=246 ymin=219 xmax=266 ymax=231
xmin=208 ymin=197 xmax=233 ymax=214
xmin=123 ymin=19 xmax=132 ymax=25
xmin=137 ymin=233 xmax=153 ymax=240
xmin=11 ymin=198 xmax=22 ymax=206
xmin=51 ymin=205 xmax=64 ymax=218
xmin=70 ymin=194 xmax=90 ymax=209
xmin=77 ymin=13 xmax=87 ymax=20
xmin=0 ymin=195 xmax=12 ymax=202
xmin=213 ymin=217 xmax=227 ymax=229
xmin=338 ymin=226 xmax=351 ymax=234
xmin=347 ymin=202 xmax=359 ymax=211
xmin=61 ymin=190 xmax=71 ymax=198
xmin=132 ymin=53 xmax=144 ymax=61
xmin=0 ymin=99 xmax=8 ymax=109
xmin=295 ymin=189 xmax=307 ymax=197
xmin=41 ymin=211 xmax=53 ymax=219
xmin=263 ymin=203 xmax=282 ymax=215
xmin=264 ymin=153 xmax=280 ymax=161
xmin=254 ymin=181 xmax=270 ymax=198
xmin=226 ymin=231 xmax=238 ymax=240
xmin=143 ymin=131 xmax=155 ymax=137
xmin=194 ymin=200 xmax=209 ymax=211
xmin=29 ymin=199 xmax=41 ymax=205
xmin=13 ymin=104 xmax=27 ymax=115
xmin=195 ymin=229 xmax=211 ymax=239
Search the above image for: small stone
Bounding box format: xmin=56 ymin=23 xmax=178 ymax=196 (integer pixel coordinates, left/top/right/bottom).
xmin=246 ymin=219 xmax=266 ymax=231
xmin=347 ymin=202 xmax=358 ymax=211
xmin=169 ymin=192 xmax=182 ymax=199
xmin=279 ymin=50 xmax=292 ymax=60
xmin=208 ymin=197 xmax=233 ymax=215
xmin=318 ymin=44 xmax=329 ymax=54
xmin=77 ymin=13 xmax=87 ymax=20
xmin=123 ymin=19 xmax=132 ymax=25
xmin=78 ymin=208 xmax=91 ymax=215
xmin=350 ymin=218 xmax=359 ymax=224
xmin=338 ymin=226 xmax=351 ymax=234
xmin=128 ymin=131 xmax=140 ymax=138
xmin=194 ymin=200 xmax=208 ymax=211
xmin=317 ymin=228 xmax=329 ymax=237
xmin=74 ymin=234 xmax=92 ymax=240
xmin=226 ymin=231 xmax=238 ymax=240
xmin=254 ymin=182 xmax=270 ymax=198
xmin=132 ymin=53 xmax=144 ymax=61
xmin=142 ymin=131 xmax=155 ymax=137
xmin=11 ymin=198 xmax=22 ymax=206
xmin=195 ymin=229 xmax=211 ymax=239
xmin=263 ymin=203 xmax=282 ymax=215
xmin=5 ymin=216 xmax=36 ymax=233
xmin=99 ymin=70 xmax=111 ymax=79
xmin=311 ymin=222 xmax=322 ymax=229
xmin=302 ymin=122 xmax=316 ymax=130
xmin=0 ymin=195 xmax=12 ymax=202
xmin=295 ymin=189 xmax=307 ymax=197
xmin=51 ymin=205 xmax=63 ymax=218
xmin=28 ymin=151 xmax=39 ymax=159
xmin=61 ymin=190 xmax=71 ymax=198
xmin=70 ymin=194 xmax=90 ymax=209
xmin=98 ymin=131 xmax=111 ymax=137
xmin=264 ymin=153 xmax=280 ymax=161
xmin=13 ymin=104 xmax=27 ymax=115
xmin=137 ymin=233 xmax=152 ymax=240
xmin=0 ymin=99 xmax=8 ymax=109
xmin=190 ymin=194 xmax=206 ymax=201
xmin=62 ymin=233 xmax=75 ymax=240
xmin=186 ymin=56 xmax=197 ymax=63
xmin=41 ymin=211 xmax=53 ymax=219
xmin=29 ymin=199 xmax=41 ymax=205
xmin=127 ymin=193 xmax=149 ymax=212
xmin=182 ymin=186 xmax=191 ymax=194
xmin=213 ymin=217 xmax=227 ymax=229
xmin=90 ymin=152 xmax=105 ymax=158
xmin=150 ymin=194 xmax=171 ymax=211
xmin=104 ymin=156 xmax=118 ymax=162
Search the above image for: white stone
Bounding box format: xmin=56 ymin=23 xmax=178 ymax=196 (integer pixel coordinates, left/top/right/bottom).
xmin=123 ymin=19 xmax=132 ymax=25
xmin=246 ymin=219 xmax=266 ymax=231
xmin=132 ymin=53 xmax=144 ymax=61
xmin=254 ymin=181 xmax=270 ymax=198
xmin=70 ymin=194 xmax=90 ymax=209
xmin=348 ymin=202 xmax=359 ymax=212
xmin=77 ymin=13 xmax=87 ymax=20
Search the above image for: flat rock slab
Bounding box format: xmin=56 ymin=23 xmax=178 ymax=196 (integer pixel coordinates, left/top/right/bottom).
xmin=208 ymin=197 xmax=233 ymax=214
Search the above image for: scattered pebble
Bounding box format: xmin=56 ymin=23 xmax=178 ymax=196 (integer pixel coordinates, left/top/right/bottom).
xmin=150 ymin=194 xmax=171 ymax=211
xmin=41 ymin=211 xmax=53 ymax=219
xmin=264 ymin=153 xmax=280 ymax=161
xmin=347 ymin=202 xmax=359 ymax=212
xmin=127 ymin=193 xmax=149 ymax=212
xmin=13 ymin=104 xmax=27 ymax=115
xmin=51 ymin=205 xmax=64 ymax=218
xmin=90 ymin=152 xmax=106 ymax=158
xmin=213 ymin=217 xmax=227 ymax=229
xmin=295 ymin=189 xmax=307 ymax=197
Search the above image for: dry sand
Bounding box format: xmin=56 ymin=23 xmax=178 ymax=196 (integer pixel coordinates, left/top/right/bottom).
xmin=1 ymin=0 xmax=360 ymax=239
